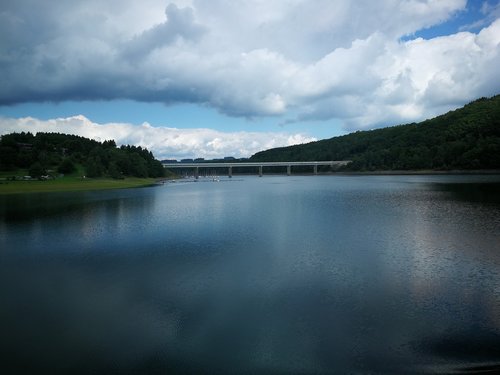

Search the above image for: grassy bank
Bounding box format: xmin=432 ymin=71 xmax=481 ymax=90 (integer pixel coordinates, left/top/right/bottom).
xmin=0 ymin=176 xmax=158 ymax=195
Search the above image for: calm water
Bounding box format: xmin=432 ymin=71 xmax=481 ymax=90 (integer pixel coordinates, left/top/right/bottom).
xmin=1 ymin=175 xmax=500 ymax=374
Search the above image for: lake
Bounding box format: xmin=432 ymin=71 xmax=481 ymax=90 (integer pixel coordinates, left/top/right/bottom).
xmin=1 ymin=175 xmax=500 ymax=374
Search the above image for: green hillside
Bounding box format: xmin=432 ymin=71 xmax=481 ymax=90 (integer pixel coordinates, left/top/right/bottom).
xmin=0 ymin=132 xmax=166 ymax=179
xmin=251 ymin=95 xmax=500 ymax=171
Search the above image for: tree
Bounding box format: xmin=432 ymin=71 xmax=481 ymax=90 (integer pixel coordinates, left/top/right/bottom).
xmin=85 ymin=157 xmax=104 ymax=177
xmin=29 ymin=162 xmax=46 ymax=178
xmin=108 ymin=161 xmax=123 ymax=179
xmin=1 ymin=131 xmax=167 ymax=178
xmin=58 ymin=158 xmax=76 ymax=174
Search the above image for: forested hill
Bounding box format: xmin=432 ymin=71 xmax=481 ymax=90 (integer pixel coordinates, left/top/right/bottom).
xmin=0 ymin=132 xmax=165 ymax=178
xmin=251 ymin=95 xmax=500 ymax=171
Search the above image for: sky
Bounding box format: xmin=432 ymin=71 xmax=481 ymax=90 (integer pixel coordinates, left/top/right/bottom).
xmin=1 ymin=0 xmax=499 ymax=160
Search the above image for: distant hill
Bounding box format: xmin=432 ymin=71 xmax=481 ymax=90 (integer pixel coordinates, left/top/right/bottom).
xmin=0 ymin=132 xmax=166 ymax=178
xmin=251 ymin=95 xmax=500 ymax=171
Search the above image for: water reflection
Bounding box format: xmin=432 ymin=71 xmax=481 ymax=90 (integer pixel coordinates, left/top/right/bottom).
xmin=433 ymin=181 xmax=500 ymax=205
xmin=1 ymin=176 xmax=500 ymax=374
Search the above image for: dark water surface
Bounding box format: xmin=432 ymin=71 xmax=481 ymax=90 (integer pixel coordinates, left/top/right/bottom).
xmin=1 ymin=175 xmax=500 ymax=374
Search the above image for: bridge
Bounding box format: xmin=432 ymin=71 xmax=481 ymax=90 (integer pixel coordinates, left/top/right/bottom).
xmin=162 ymin=161 xmax=351 ymax=178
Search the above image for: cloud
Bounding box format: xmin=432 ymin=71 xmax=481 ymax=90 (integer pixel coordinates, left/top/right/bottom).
xmin=285 ymin=19 xmax=500 ymax=130
xmin=1 ymin=0 xmax=499 ymax=131
xmin=122 ymin=4 xmax=206 ymax=60
xmin=0 ymin=115 xmax=316 ymax=159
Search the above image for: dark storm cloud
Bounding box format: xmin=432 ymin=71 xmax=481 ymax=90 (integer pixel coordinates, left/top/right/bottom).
xmin=1 ymin=0 xmax=499 ymax=130
xmin=122 ymin=4 xmax=206 ymax=60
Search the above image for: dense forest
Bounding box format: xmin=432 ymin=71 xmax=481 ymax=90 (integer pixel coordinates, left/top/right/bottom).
xmin=0 ymin=132 xmax=165 ymax=178
xmin=251 ymin=95 xmax=500 ymax=171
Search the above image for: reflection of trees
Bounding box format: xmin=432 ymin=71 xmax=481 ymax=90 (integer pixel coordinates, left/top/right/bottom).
xmin=434 ymin=182 xmax=500 ymax=205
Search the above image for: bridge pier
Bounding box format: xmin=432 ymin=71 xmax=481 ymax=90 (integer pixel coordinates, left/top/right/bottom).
xmin=287 ymin=165 xmax=291 ymax=176
xmin=228 ymin=166 xmax=233 ymax=178
xmin=314 ymin=164 xmax=318 ymax=175
xmin=259 ymin=165 xmax=263 ymax=177
xmin=195 ymin=167 xmax=199 ymax=179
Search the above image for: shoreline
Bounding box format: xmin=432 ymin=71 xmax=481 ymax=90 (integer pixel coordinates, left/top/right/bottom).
xmin=333 ymin=169 xmax=500 ymax=175
xmin=0 ymin=177 xmax=159 ymax=195
xmin=181 ymin=169 xmax=500 ymax=178
xmin=2 ymin=170 xmax=500 ymax=194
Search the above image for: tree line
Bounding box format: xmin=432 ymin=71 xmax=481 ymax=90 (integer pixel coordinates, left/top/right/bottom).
xmin=0 ymin=132 xmax=166 ymax=178
xmin=251 ymin=95 xmax=500 ymax=171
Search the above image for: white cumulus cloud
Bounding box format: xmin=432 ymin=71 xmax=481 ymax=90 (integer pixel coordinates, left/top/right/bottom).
xmin=0 ymin=116 xmax=316 ymax=159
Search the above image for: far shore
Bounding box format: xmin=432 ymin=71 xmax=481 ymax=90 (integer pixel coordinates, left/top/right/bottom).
xmin=186 ymin=169 xmax=500 ymax=177
xmin=2 ymin=170 xmax=500 ymax=194
xmin=333 ymin=169 xmax=500 ymax=175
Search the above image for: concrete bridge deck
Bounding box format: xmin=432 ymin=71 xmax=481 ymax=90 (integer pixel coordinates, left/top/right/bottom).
xmin=163 ymin=161 xmax=351 ymax=178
